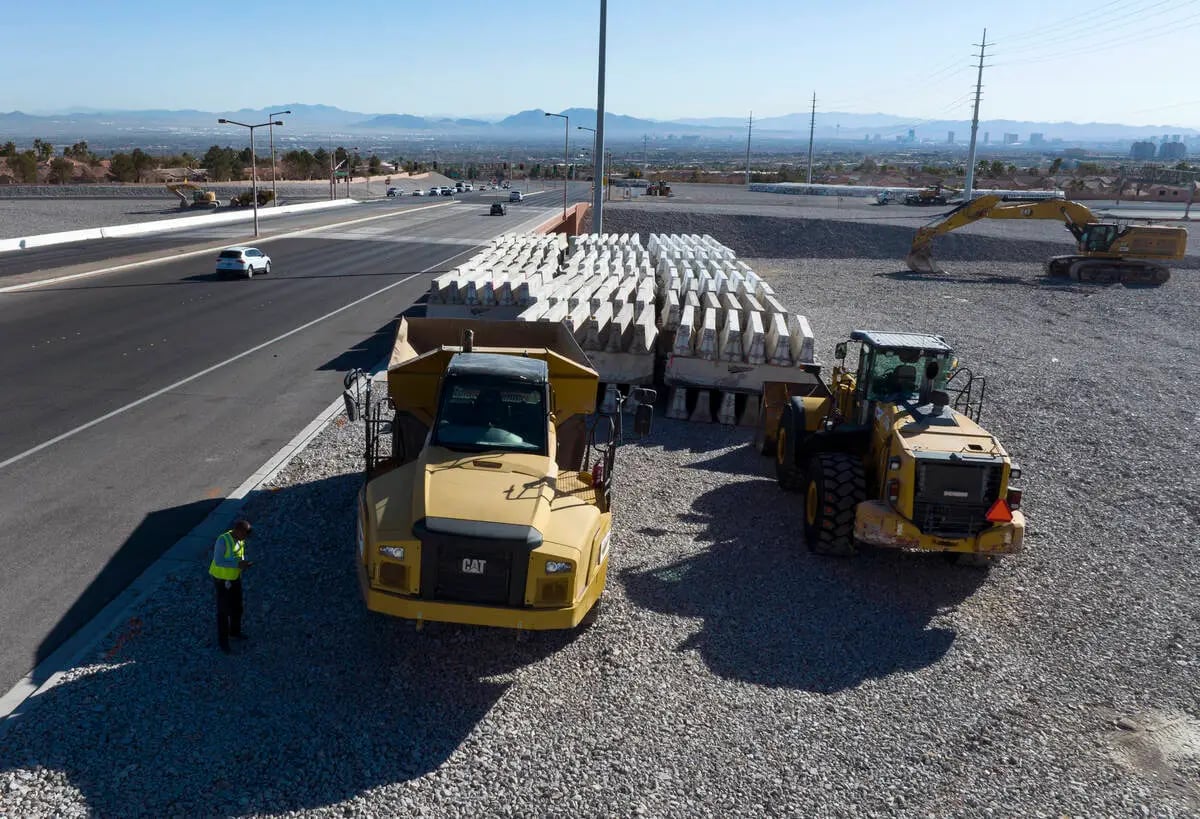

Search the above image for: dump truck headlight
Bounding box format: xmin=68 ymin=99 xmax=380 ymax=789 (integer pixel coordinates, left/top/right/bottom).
xmin=1009 ymin=464 xmax=1021 ymax=480
xmin=380 ymin=545 xmax=406 ymax=560
xmin=545 ymin=560 xmax=572 ymax=574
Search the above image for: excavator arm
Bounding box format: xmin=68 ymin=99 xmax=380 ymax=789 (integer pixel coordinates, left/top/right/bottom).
xmin=906 ymin=195 xmax=1097 ymax=273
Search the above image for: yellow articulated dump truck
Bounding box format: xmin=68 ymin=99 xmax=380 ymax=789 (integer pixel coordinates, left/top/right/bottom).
xmin=344 ymin=317 xmax=655 ymax=630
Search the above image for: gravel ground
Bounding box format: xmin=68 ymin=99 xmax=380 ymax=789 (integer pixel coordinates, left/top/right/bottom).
xmin=2 ymin=209 xmax=1198 ymax=817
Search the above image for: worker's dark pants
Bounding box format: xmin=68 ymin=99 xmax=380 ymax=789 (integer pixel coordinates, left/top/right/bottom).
xmin=213 ymin=578 xmax=243 ymax=650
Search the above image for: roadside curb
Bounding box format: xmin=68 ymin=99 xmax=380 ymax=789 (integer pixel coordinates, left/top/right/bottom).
xmin=0 ymin=376 xmax=359 ymax=735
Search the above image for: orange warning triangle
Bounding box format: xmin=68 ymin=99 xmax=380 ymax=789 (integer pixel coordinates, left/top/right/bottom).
xmin=985 ymin=498 xmax=1013 ymax=523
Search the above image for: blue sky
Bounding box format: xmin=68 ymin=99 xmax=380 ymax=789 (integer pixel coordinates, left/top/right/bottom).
xmin=4 ymin=0 xmax=1198 ymax=126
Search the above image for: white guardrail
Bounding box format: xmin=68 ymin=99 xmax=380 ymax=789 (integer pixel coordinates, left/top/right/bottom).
xmin=0 ymin=199 xmax=359 ymax=254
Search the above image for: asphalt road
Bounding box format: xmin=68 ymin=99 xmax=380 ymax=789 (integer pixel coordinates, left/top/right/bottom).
xmin=0 ymin=183 xmax=590 ymax=694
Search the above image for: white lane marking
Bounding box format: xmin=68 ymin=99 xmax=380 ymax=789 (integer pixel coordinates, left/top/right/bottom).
xmin=0 ymin=201 xmax=458 ymax=294
xmin=0 ymin=233 xmax=493 ymax=472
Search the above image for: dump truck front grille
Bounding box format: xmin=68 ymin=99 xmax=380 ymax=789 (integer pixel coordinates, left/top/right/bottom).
xmin=413 ymin=518 xmax=540 ymax=608
xmin=912 ymin=459 xmax=1002 ymax=539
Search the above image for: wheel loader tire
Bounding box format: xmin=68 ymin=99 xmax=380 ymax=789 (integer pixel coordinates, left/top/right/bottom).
xmin=774 ymin=403 xmax=804 ymax=491
xmin=803 ymin=452 xmax=865 ymax=556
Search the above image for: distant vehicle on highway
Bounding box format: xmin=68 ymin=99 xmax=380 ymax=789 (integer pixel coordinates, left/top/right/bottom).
xmin=463 ymin=183 xmax=473 ymax=192
xmin=508 ymin=190 xmax=523 ymax=203
xmin=501 ymin=181 xmax=511 ymax=189
xmin=490 ymin=202 xmax=507 ymax=215
xmin=428 ymin=187 xmax=440 ymax=196
xmin=411 ymin=188 xmax=424 ymax=196
xmin=440 ymin=187 xmax=453 ymax=196
xmin=386 ymin=187 xmax=403 ymax=197
xmin=216 ymin=246 xmax=271 ymax=279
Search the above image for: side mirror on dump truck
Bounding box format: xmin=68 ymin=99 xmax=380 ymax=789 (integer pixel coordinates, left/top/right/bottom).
xmin=835 ymin=342 xmax=848 ymax=361
xmin=634 ymin=403 xmax=654 ymax=436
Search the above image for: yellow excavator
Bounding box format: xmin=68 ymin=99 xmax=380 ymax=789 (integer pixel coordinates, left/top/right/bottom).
xmin=906 ymin=194 xmax=1188 ymax=285
xmin=165 ymin=181 xmax=219 ymax=209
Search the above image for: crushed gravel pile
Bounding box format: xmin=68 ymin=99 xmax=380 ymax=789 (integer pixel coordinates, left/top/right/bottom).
xmin=3 ymin=217 xmax=1199 ymax=816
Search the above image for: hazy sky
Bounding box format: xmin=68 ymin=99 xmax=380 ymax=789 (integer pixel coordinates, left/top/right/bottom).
xmin=5 ymin=0 xmax=1198 ymax=126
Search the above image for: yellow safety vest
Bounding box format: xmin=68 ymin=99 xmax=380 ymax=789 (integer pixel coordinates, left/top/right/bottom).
xmin=209 ymin=531 xmax=245 ymax=581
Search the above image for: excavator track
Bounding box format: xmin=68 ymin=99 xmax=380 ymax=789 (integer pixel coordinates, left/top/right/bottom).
xmin=1062 ymin=258 xmax=1170 ymax=286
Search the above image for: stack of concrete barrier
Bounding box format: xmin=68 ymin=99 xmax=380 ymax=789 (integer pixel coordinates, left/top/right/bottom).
xmin=518 ymin=233 xmax=658 ymax=386
xmin=649 ymin=234 xmax=822 ymax=426
xmin=424 ymin=234 xmax=567 ymax=319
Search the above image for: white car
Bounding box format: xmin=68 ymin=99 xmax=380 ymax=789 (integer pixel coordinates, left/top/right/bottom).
xmin=428 ymin=187 xmax=440 ymax=196
xmin=411 ymin=188 xmax=424 ymax=196
xmin=216 ymin=246 xmax=271 ymax=279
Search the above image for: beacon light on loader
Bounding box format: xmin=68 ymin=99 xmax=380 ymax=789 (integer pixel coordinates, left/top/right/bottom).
xmin=380 ymin=545 xmax=406 ymax=560
xmin=545 ymin=560 xmax=573 ymax=574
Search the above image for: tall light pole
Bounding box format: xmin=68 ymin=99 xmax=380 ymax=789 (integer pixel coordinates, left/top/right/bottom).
xmin=545 ymin=112 xmax=569 ymax=220
xmin=268 ymin=109 xmax=290 ymax=206
xmin=218 ymin=117 xmax=283 ymax=238
xmin=745 ymin=110 xmax=753 ymax=187
xmin=592 ymin=0 xmax=607 ymax=235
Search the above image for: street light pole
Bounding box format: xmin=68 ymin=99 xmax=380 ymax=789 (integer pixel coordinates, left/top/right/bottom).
xmin=218 ymin=117 xmax=283 ymax=238
xmin=268 ymin=109 xmax=291 ymax=206
xmin=545 ymin=112 xmax=569 ymax=221
xmin=593 ymin=0 xmax=607 ymax=235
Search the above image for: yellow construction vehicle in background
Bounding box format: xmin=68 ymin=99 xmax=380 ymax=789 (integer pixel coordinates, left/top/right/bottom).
xmin=903 ymin=184 xmax=951 ymax=206
xmin=165 ymin=181 xmax=219 ymax=209
xmin=760 ymin=330 xmax=1023 ymax=566
xmin=229 ymin=190 xmax=275 ymax=208
xmin=345 ymin=318 xmax=655 ymax=630
xmin=907 ymin=194 xmax=1188 ymax=285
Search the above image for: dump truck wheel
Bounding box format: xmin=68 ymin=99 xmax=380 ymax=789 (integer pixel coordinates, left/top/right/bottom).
xmin=774 ymin=405 xmax=804 ymax=491
xmin=803 ymin=452 xmax=864 ymax=556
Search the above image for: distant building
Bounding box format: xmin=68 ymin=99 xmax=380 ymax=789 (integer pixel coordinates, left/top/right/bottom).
xmin=984 ymin=132 xmax=990 ymax=145
xmin=946 ymin=131 xmax=955 ymax=144
xmin=1003 ymin=133 xmax=1019 ymax=145
xmin=1029 ymin=133 xmax=1045 ymax=146
xmin=1130 ymin=141 xmax=1157 ymax=160
xmin=1159 ymin=141 xmax=1187 ymax=160
xmin=906 ymin=129 xmax=915 ymax=143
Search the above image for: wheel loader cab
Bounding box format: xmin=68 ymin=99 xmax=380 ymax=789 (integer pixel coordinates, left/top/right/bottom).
xmin=837 ymin=331 xmax=954 ymax=425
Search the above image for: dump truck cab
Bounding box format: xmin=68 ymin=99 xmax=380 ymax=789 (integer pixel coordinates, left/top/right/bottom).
xmin=349 ymin=318 xmax=652 ymax=630
xmin=768 ymin=330 xmax=1024 ymax=564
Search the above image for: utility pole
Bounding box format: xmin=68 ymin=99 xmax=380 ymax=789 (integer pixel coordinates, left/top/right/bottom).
xmin=963 ymin=28 xmax=989 ymax=201
xmin=745 ymin=111 xmax=753 ymax=187
xmin=593 ymin=0 xmax=607 ymax=235
xmin=643 ymin=134 xmax=648 ymax=169
xmin=806 ymin=92 xmax=816 ymax=184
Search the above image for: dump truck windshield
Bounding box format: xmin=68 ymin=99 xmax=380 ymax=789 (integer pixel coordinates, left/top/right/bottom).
xmin=865 ymin=349 xmax=950 ymax=402
xmin=432 ymin=376 xmax=548 ymax=454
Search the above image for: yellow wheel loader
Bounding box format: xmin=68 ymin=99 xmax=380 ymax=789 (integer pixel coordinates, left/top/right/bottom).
xmin=906 ymin=194 xmax=1187 ymax=285
xmin=759 ymin=330 xmax=1023 ymax=565
xmin=165 ymin=181 xmax=219 ymax=209
xmin=345 ymin=317 xmax=655 ymax=630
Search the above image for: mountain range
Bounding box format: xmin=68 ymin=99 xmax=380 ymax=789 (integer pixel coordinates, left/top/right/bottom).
xmin=1 ymin=103 xmax=1195 ymax=143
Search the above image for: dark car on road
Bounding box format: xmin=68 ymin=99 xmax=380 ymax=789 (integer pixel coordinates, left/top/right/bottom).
xmin=490 ymin=202 xmax=507 ymax=216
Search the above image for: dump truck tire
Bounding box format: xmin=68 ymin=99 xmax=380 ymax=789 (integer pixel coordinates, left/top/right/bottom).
xmin=774 ymin=403 xmax=804 ymax=491
xmin=803 ymin=452 xmax=864 ymax=556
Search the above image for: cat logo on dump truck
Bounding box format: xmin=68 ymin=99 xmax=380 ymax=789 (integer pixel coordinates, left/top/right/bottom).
xmin=462 ymin=559 xmax=486 ymax=574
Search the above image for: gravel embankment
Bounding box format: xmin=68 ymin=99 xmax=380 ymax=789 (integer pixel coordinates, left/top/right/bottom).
xmin=2 ymin=210 xmax=1198 ymax=817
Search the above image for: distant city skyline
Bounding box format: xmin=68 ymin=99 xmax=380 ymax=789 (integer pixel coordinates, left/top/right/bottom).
xmin=4 ymin=0 xmax=1198 ymax=128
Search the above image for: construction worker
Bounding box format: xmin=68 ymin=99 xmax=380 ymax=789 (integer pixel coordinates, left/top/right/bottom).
xmin=209 ymin=519 xmax=253 ymax=654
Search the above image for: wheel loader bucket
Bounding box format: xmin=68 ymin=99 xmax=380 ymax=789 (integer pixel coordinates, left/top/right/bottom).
xmin=905 ymin=248 xmax=944 ymax=274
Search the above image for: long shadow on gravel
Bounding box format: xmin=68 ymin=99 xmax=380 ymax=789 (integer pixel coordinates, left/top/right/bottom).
xmin=1 ymin=472 xmax=576 ymax=817
xmin=623 ymin=478 xmax=987 ymax=693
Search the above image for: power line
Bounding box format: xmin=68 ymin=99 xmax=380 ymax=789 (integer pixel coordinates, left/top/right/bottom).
xmin=993 ymin=11 xmax=1200 ymax=67
xmin=996 ymin=0 xmax=1195 ymax=55
xmin=996 ymin=0 xmax=1147 ymax=44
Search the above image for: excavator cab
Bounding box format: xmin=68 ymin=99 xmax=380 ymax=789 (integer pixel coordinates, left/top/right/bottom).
xmin=1079 ymin=223 xmax=1120 ymax=253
